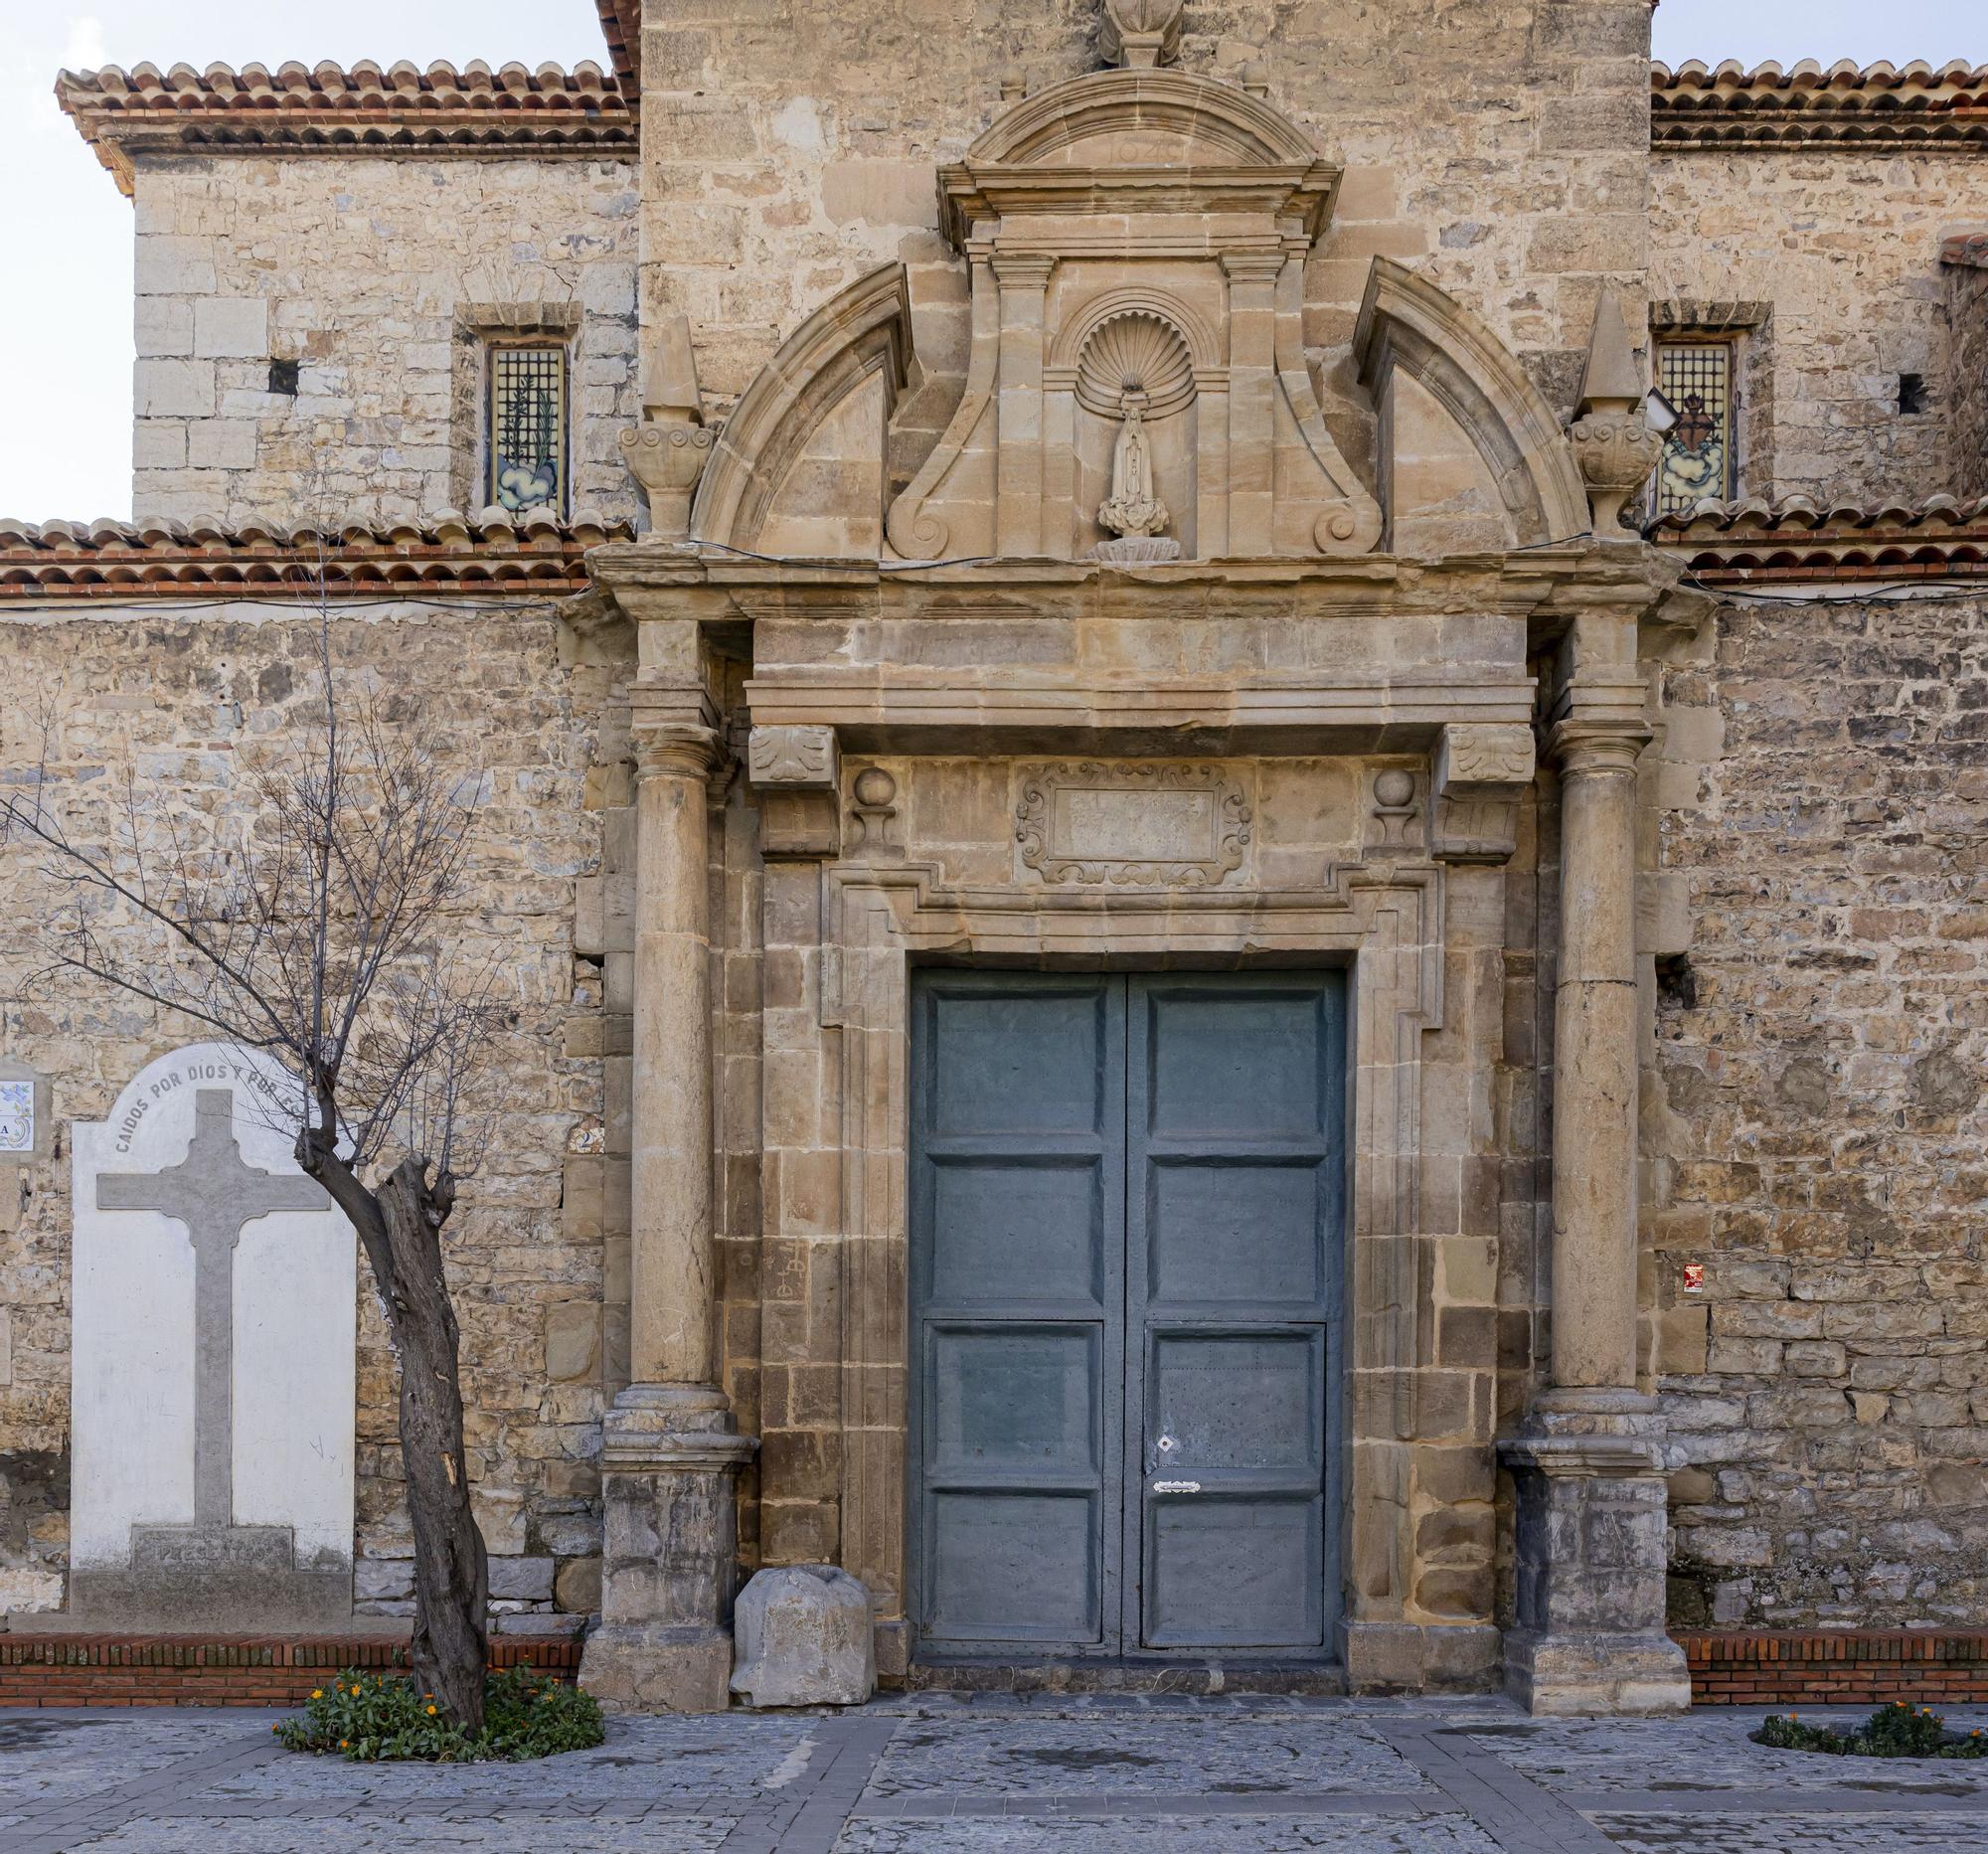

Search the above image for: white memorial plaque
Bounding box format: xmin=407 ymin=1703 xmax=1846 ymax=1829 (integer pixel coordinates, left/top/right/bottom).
xmin=70 ymin=1043 xmax=357 ymax=1624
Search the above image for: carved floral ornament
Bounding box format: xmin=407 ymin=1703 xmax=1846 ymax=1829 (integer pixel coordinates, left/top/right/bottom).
xmin=1015 ymin=761 xmax=1252 ymax=887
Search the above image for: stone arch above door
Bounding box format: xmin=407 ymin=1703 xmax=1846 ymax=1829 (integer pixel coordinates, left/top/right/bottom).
xmin=877 ymin=66 xmax=1382 ymax=564
xmin=1354 ymin=259 xmax=1592 ymax=551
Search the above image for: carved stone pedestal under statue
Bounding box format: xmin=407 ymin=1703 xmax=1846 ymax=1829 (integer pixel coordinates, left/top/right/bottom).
xmin=1500 ymin=1400 xmax=1692 ymax=1715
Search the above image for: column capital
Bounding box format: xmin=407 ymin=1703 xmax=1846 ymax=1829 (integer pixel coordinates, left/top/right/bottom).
xmin=990 ymin=252 xmax=1056 ymax=289
xmin=1545 ymin=718 xmax=1651 ymax=777
xmin=633 ymin=722 xmax=726 ymax=782
xmin=1220 ymin=250 xmax=1286 ymax=284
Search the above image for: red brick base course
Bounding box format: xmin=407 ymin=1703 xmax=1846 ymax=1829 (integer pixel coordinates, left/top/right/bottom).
xmin=1677 ymin=1629 xmax=1988 ymax=1707
xmin=0 ymin=1631 xmax=584 ymax=1708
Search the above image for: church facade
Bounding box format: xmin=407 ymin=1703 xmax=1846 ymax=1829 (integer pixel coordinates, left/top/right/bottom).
xmin=1 ymin=0 xmax=1984 ymax=1714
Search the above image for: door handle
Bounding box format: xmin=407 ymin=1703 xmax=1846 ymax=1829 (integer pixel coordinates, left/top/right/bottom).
xmin=1153 ymin=1479 xmax=1202 ymax=1494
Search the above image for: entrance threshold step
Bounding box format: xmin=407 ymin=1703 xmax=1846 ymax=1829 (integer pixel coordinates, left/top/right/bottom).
xmin=905 ymin=1659 xmax=1348 ymax=1696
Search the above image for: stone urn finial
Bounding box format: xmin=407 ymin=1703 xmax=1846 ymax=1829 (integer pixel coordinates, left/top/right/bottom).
xmin=1100 ymin=0 xmax=1183 ymax=69
xmin=1568 ymin=288 xmax=1664 ymax=533
xmin=619 ymin=313 xmax=715 ymax=542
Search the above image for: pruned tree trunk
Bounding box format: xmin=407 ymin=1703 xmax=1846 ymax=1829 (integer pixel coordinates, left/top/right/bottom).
xmin=308 ymin=1143 xmax=488 ymax=1731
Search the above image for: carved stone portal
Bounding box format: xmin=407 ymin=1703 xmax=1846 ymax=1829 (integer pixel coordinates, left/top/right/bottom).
xmin=1015 ymin=761 xmax=1251 ymax=887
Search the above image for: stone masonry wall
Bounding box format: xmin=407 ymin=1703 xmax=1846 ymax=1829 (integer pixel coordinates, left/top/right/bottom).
xmin=130 ymin=155 xmax=641 ymax=529
xmin=1649 ymin=153 xmax=1983 ymax=508
xmin=1647 ymin=589 xmax=1988 ymax=1629
xmin=1948 ymin=256 xmax=1988 ymax=505
xmin=642 ymin=0 xmax=1654 ymax=499
xmin=0 ymin=598 xmax=616 ymax=1626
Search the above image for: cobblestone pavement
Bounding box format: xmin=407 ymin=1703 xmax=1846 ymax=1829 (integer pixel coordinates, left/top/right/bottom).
xmin=0 ymin=1699 xmax=1983 ymax=1854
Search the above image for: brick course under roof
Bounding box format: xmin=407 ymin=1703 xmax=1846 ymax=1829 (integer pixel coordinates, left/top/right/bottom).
xmin=57 ymin=59 xmax=636 ymax=195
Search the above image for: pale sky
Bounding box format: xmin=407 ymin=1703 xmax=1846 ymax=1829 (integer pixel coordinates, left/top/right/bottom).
xmin=4 ymin=0 xmax=1986 ymax=523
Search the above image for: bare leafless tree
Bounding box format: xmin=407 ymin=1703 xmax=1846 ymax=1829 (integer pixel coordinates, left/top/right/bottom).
xmin=2 ymin=567 xmax=507 ymax=1730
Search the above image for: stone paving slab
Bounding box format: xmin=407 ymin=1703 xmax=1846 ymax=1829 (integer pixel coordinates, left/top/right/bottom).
xmin=833 ymin=1817 xmax=1504 ymax=1853
xmin=867 ymin=1718 xmax=1430 ymax=1796
xmin=1592 ymin=1812 xmax=1988 ymax=1853
xmin=182 ymin=1715 xmax=821 ymax=1802
xmin=0 ymin=1714 xmax=250 ymax=1806
xmin=1461 ymin=1708 xmax=1988 ymax=1793
xmin=0 ymin=1701 xmax=1985 ymax=1853
xmin=46 ymin=1819 xmax=741 ymax=1854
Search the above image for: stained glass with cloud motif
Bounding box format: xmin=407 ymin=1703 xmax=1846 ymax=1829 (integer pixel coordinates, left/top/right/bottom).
xmin=1653 ymin=342 xmax=1733 ymax=514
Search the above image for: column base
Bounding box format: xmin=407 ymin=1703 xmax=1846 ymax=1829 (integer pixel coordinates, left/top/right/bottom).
xmin=1499 ymin=1407 xmax=1689 ymax=1717
xmin=580 ymin=1623 xmax=736 ymax=1714
xmin=1502 ymin=1626 xmax=1691 ymax=1716
xmin=580 ymin=1383 xmax=757 ymax=1716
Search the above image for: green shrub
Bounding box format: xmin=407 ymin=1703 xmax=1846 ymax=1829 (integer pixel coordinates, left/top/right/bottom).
xmin=274 ymin=1663 xmax=604 ymax=1763
xmin=1754 ymin=1701 xmax=1988 ymax=1761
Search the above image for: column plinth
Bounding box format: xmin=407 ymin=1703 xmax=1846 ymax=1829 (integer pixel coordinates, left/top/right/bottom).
xmin=581 ymin=720 xmax=756 ymax=1715
xmin=1499 ymin=713 xmax=1688 ymax=1716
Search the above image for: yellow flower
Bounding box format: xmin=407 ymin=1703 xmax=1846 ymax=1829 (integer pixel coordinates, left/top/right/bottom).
xmin=425 ymin=1705 xmax=437 ymax=1716
xmin=338 ymin=1739 xmax=349 ymax=1750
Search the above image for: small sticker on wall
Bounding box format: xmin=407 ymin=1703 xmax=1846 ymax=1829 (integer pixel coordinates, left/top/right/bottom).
xmin=1683 ymin=1264 xmax=1706 ymax=1294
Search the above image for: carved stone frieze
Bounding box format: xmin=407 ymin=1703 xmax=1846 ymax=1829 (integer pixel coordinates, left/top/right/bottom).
xmin=1014 ymin=760 xmax=1251 ymax=887
xmin=1431 ymin=722 xmax=1537 ymax=864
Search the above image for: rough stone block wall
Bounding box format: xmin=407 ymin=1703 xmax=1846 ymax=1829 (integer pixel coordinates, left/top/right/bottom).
xmin=1649 ymin=590 xmax=1988 ymax=1628
xmin=641 ymin=0 xmax=1653 ymax=497
xmin=1948 ymin=256 xmax=1988 ymax=504
xmin=1650 ymin=154 xmax=1977 ymax=507
xmin=0 ymin=601 xmax=612 ymax=1625
xmin=130 ymin=156 xmax=641 ymax=528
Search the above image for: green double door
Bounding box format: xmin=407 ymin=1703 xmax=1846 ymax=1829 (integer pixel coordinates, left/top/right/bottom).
xmin=910 ymin=970 xmax=1345 ymax=1657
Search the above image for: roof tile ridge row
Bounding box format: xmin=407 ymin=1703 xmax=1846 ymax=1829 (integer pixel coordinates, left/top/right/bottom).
xmin=0 ymin=511 xmax=637 ymax=551
xmin=1653 ymin=57 xmax=1988 ymax=90
xmin=1646 ymin=493 xmax=1988 ymax=537
xmin=59 ymin=59 xmax=627 ymax=99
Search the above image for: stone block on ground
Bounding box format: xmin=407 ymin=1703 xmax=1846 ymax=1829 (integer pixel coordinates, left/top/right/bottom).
xmin=730 ymin=1564 xmax=875 ymax=1708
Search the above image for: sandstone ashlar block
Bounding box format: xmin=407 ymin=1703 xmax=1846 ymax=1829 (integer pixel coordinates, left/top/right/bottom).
xmin=730 ymin=1564 xmax=877 ymax=1707
xmin=193 ymin=296 xmax=269 ymax=358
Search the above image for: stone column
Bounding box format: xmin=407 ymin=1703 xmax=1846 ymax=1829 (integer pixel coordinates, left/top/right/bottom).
xmin=1222 ymin=252 xmax=1281 ymax=555
xmin=580 ymin=721 xmax=756 ymax=1715
xmin=1500 ymin=692 xmax=1690 ymax=1715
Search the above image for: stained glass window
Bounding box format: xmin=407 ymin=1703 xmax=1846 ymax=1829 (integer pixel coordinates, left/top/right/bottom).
xmin=1653 ymin=341 xmax=1734 ymax=514
xmin=488 ymin=344 xmax=567 ymax=514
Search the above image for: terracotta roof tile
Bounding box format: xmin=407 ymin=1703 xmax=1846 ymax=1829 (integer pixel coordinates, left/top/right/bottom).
xmin=1652 ymin=58 xmax=1988 ymax=150
xmin=0 ymin=511 xmax=633 ymax=600
xmin=57 ymin=59 xmax=637 ymax=195
xmin=1646 ymin=494 xmax=1988 ymax=585
xmin=595 ymin=1 xmax=640 ymax=87
xmin=1941 ymin=229 xmax=1988 ymax=268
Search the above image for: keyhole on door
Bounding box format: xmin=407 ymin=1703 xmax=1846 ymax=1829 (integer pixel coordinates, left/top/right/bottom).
xmin=1157 ymin=1434 xmax=1175 ymax=1453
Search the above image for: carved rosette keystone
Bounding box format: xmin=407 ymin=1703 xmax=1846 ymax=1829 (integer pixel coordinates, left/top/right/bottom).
xmin=1015 ymin=760 xmax=1250 ymax=888
xmin=1431 ymin=723 xmax=1536 ymax=865
xmin=747 ymin=725 xmax=842 ymax=861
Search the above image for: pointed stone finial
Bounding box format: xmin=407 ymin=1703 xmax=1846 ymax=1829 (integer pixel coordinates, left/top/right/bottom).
xmin=1578 ymin=287 xmax=1644 ymax=412
xmin=1568 ymin=288 xmax=1663 ymax=532
xmin=643 ymin=314 xmax=704 ymax=425
xmin=621 ymin=313 xmax=715 ymax=541
xmin=1100 ymin=0 xmax=1183 ymax=69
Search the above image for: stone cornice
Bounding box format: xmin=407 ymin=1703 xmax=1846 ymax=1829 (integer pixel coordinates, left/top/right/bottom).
xmin=1646 ymin=495 xmax=1988 ymax=586
xmin=57 ymin=60 xmax=636 ymax=195
xmin=1652 ymin=58 xmax=1988 ymax=152
xmin=0 ymin=513 xmax=633 ymax=602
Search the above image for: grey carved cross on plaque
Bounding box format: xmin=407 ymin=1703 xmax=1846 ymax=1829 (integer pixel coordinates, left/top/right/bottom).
xmin=95 ymin=1089 xmax=328 ymax=1530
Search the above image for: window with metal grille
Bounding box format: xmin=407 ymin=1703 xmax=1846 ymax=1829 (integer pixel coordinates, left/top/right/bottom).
xmin=487 ymin=344 xmax=567 ymax=514
xmin=1653 ymin=341 xmax=1735 ymax=514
